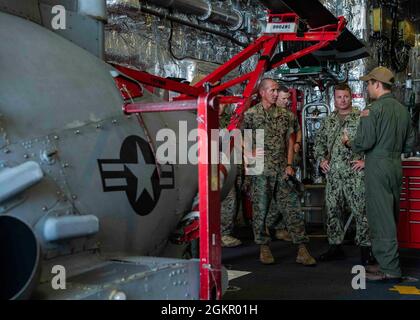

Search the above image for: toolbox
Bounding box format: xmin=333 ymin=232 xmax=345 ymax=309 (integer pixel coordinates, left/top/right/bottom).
xmin=399 ymin=160 xmax=420 ymax=249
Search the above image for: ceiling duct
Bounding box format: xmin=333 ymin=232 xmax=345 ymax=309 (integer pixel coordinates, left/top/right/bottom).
xmin=142 ymin=0 xmax=243 ymax=30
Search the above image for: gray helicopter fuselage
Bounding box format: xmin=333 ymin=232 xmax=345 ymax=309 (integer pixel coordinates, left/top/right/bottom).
xmin=0 ymin=10 xmax=201 ymax=299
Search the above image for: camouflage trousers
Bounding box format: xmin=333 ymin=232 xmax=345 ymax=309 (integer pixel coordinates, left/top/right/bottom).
xmin=251 ymin=174 xmax=309 ymax=245
xmin=221 ymin=176 xmax=241 ymax=236
xmin=325 ymin=171 xmax=371 ymax=246
xmin=276 ymin=154 xmax=302 ymax=231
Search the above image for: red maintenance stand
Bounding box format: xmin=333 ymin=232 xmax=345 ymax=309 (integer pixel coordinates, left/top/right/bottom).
xmin=111 ymin=11 xmax=348 ymax=300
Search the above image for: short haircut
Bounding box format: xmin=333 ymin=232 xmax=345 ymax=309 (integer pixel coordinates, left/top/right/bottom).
xmin=369 ymin=79 xmax=393 ymax=91
xmin=334 ymin=83 xmax=352 ymax=95
xmin=258 ymin=78 xmax=275 ymax=92
xmin=278 ymin=85 xmax=289 ymax=93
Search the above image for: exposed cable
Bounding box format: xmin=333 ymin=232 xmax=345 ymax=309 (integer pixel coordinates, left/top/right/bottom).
xmin=168 ymin=20 xmax=194 ymax=61
xmin=138 ymin=4 xmax=248 ymax=48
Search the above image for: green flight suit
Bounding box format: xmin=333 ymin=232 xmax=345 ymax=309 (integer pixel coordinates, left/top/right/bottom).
xmin=352 ymin=93 xmax=415 ymax=277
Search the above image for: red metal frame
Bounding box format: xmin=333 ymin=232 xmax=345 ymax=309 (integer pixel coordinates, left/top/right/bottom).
xmin=112 ymin=64 xmax=201 ymax=97
xmin=123 ymin=99 xmax=197 ymax=113
xmin=118 ymin=13 xmax=346 ymax=132
xmin=123 ymin=94 xmax=222 ymax=300
xmin=197 ymin=94 xmax=222 ymax=300
xmin=114 ymin=11 xmax=348 ymax=300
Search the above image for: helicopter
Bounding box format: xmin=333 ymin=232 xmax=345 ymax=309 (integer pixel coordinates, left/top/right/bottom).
xmin=0 ymin=0 xmax=368 ymax=300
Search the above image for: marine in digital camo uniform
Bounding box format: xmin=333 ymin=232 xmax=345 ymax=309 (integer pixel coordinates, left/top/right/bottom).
xmin=272 ymin=85 xmax=303 ymax=242
xmin=314 ymin=83 xmax=374 ymax=266
xmin=243 ymin=78 xmax=316 ymax=265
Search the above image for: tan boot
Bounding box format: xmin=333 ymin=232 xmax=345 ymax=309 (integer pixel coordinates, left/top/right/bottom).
xmin=260 ymin=245 xmax=275 ymax=264
xmin=221 ymin=235 xmax=242 ymax=248
xmin=275 ymin=229 xmax=292 ymax=241
xmin=296 ymin=244 xmax=316 ymax=266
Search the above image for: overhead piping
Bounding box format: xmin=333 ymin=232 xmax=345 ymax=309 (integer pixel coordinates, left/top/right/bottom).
xmin=142 ymin=0 xmax=243 ymax=30
xmin=107 ymin=4 xmax=248 ymax=47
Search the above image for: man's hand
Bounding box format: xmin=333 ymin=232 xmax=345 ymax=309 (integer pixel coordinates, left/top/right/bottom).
xmin=293 ymin=142 xmax=301 ymax=153
xmin=342 ymin=128 xmax=350 ymax=147
xmin=320 ymin=159 xmax=330 ymax=174
xmin=351 ymin=160 xmax=365 ymax=172
xmin=360 ymin=109 xmax=370 ymax=117
xmin=285 ymin=165 xmax=295 ymax=177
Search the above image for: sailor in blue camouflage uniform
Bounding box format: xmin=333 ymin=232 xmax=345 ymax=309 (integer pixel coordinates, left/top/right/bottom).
xmin=314 ymin=83 xmax=374 ymax=265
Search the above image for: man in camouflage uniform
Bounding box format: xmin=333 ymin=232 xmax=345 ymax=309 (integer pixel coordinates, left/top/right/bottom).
xmin=220 ymin=103 xmax=243 ymax=247
xmin=277 ymin=86 xmax=302 ymax=158
xmin=243 ymin=78 xmax=316 ymax=265
xmin=314 ymin=83 xmax=374 ymax=265
xmin=343 ymin=67 xmax=415 ymax=282
xmin=272 ymin=85 xmax=303 ymax=242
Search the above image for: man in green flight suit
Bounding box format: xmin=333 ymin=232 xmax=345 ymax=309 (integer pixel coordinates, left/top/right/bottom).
xmin=243 ymin=78 xmax=316 ymax=265
xmin=314 ymin=83 xmax=373 ymax=265
xmin=342 ymin=66 xmax=415 ymax=282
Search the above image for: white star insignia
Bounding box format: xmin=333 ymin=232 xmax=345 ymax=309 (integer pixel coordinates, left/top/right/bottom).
xmin=125 ymin=142 xmax=156 ymax=202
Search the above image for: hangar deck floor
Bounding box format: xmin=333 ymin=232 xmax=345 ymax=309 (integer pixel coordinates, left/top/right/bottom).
xmin=221 ymin=226 xmax=420 ymax=300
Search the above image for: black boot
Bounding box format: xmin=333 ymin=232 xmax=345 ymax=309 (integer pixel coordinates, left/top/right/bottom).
xmin=318 ymin=245 xmax=346 ymax=261
xmin=360 ymin=246 xmax=377 ymax=266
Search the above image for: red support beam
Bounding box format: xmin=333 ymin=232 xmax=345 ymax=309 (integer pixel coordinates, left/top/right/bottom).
xmin=218 ymin=36 xmax=279 ymax=131
xmin=197 ymin=94 xmax=222 ymax=300
xmin=209 ymin=72 xmax=252 ymax=95
xmin=279 ymin=32 xmax=341 ymax=41
xmin=123 ymin=100 xmax=197 ymax=113
xmin=218 ymin=96 xmax=244 ymax=105
xmin=193 ymin=36 xmax=271 ymax=90
xmin=227 ymin=99 xmax=252 ymax=131
xmin=124 ymin=93 xmax=223 ymax=300
xmin=243 ymin=36 xmax=278 ymax=98
xmin=112 ymin=64 xmax=201 ymax=97
xmin=175 ymin=36 xmax=270 ymax=101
